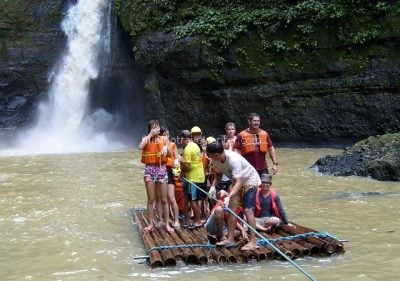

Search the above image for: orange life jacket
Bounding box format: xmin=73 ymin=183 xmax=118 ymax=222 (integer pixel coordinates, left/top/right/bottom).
xmin=254 ymin=187 xmax=282 ymax=219
xmin=140 ymin=136 xmax=168 ymax=165
xmin=239 ymin=129 xmax=269 ymax=155
xmin=166 ymin=142 xmax=177 ymax=168
xmin=174 ymin=176 xmax=185 ymax=212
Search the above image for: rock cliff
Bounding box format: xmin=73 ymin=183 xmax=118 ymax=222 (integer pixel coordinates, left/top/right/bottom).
xmin=314 ymin=133 xmax=400 ymax=181
xmin=116 ymin=1 xmax=400 ymax=142
xmin=0 ymin=0 xmax=67 ymax=132
xmin=1 ymin=1 xmax=400 ymax=145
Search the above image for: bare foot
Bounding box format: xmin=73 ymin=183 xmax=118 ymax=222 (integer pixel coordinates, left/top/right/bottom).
xmin=143 ymin=225 xmax=154 ymax=233
xmin=173 ymin=221 xmax=180 ymax=229
xmin=166 ymin=225 xmax=175 ymax=234
xmin=216 ymin=238 xmax=235 ymax=246
xmin=240 ymin=242 xmax=259 ymax=251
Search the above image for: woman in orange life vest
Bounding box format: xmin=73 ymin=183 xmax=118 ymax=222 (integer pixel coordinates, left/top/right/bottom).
xmin=161 ymin=126 xmax=181 ymax=229
xmin=254 ymin=174 xmax=295 ymax=233
xmin=138 ymin=120 xmax=174 ymax=234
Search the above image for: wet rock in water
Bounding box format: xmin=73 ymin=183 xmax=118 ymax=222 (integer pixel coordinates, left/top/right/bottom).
xmin=313 ymin=133 xmax=400 ymax=181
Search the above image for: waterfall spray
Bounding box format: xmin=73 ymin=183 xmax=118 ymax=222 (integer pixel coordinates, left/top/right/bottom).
xmin=13 ymin=0 xmax=127 ymax=154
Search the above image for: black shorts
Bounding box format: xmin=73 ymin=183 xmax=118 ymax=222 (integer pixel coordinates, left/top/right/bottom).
xmin=167 ymin=169 xmax=175 ymax=185
xmin=216 ymin=179 xmax=232 ymax=192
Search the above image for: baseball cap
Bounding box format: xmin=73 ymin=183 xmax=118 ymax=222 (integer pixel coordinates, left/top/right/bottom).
xmin=191 ymin=126 xmax=202 ymax=134
xmin=206 ymin=136 xmax=216 ymax=144
xmin=260 ymin=174 xmax=272 ymax=183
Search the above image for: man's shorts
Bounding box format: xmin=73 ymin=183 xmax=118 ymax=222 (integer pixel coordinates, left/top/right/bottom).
xmin=144 ymin=164 xmax=168 ymax=184
xmin=183 ymin=179 xmax=206 ymax=201
xmin=255 ymin=216 xmax=282 ymax=227
xmin=229 ymin=185 xmax=257 ymax=210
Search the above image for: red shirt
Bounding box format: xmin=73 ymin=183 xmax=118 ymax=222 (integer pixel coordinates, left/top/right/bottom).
xmin=234 ymin=129 xmax=273 ymax=171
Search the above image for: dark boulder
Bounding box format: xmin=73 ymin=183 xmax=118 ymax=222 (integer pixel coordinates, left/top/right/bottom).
xmin=314 ymin=133 xmax=400 ymax=181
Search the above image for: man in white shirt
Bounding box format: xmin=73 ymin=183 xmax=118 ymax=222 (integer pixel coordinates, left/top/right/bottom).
xmin=206 ymin=141 xmax=261 ymax=251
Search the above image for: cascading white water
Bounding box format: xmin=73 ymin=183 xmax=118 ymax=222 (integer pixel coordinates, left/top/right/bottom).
xmin=11 ymin=0 xmax=127 ymax=154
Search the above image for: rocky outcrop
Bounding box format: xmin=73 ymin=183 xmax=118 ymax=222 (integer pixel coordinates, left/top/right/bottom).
xmin=1 ymin=1 xmax=399 ymax=145
xmin=133 ymin=32 xmax=400 ymax=142
xmin=0 ymin=0 xmax=67 ymax=132
xmin=117 ymin=2 xmax=400 ymax=142
xmin=313 ymin=133 xmax=400 ymax=181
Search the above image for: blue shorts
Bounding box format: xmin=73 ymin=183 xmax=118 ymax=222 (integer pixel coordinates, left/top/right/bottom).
xmin=183 ymin=179 xmax=206 ymax=201
xmin=229 ymin=185 xmax=257 ymax=211
xmin=242 ymin=187 xmax=257 ymax=210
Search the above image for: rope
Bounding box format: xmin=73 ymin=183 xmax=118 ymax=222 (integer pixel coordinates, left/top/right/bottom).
xmin=146 ymin=243 xmax=237 ymax=254
xmin=183 ymin=177 xmax=317 ymax=281
xmin=131 ymin=207 xmax=147 ymax=212
xmin=257 ymin=231 xmax=340 ymax=245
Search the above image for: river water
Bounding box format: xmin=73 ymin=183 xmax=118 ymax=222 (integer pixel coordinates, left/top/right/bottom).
xmin=1 ymin=148 xmax=399 ymax=281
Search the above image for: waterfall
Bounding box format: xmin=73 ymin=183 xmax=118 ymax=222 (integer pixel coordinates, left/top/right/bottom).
xmin=12 ymin=0 xmax=128 ymax=154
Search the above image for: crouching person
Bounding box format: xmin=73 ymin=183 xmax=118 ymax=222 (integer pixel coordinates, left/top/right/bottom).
xmin=205 ymin=190 xmax=248 ymax=244
xmin=255 ymin=174 xmax=295 ymax=233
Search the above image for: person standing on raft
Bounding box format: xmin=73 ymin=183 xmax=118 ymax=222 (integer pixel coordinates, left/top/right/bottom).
xmin=138 ymin=120 xmax=174 ymax=234
xmin=206 ymin=141 xmax=260 ymax=251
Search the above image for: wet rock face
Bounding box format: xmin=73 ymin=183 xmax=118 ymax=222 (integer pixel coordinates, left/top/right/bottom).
xmin=130 ymin=30 xmax=400 ymax=142
xmin=0 ymin=0 xmax=68 ymax=130
xmin=313 ymin=133 xmax=400 ymax=181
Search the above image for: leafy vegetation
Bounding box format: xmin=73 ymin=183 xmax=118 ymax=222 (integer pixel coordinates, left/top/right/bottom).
xmin=115 ymin=0 xmax=399 ymax=73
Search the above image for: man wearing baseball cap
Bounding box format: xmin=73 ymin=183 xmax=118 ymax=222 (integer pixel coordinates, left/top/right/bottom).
xmin=254 ymin=174 xmax=295 ymax=233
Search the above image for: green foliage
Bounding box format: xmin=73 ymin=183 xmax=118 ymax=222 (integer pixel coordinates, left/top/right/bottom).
xmin=117 ymin=0 xmax=397 ymax=72
xmin=113 ymin=0 xmax=122 ymax=13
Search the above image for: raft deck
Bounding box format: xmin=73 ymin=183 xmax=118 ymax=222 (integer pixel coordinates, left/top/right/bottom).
xmin=132 ymin=208 xmax=345 ymax=267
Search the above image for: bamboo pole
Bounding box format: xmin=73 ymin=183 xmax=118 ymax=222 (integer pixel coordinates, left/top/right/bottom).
xmin=217 ymin=247 xmax=237 ymax=263
xmin=290 ymin=223 xmax=342 ymax=254
xmin=174 ymin=227 xmax=208 ymax=265
xmin=137 ymin=212 xmax=177 ymax=266
xmin=261 ymin=232 xmax=296 ymax=259
xmin=252 ymin=248 xmax=267 ymax=261
xmin=280 ymin=224 xmax=329 ymax=254
xmin=229 ymin=247 xmax=245 ymax=263
xmin=154 ymin=227 xmax=184 ymax=262
xmin=276 ymin=228 xmax=317 ymax=256
xmin=266 ymin=231 xmax=310 ymax=258
xmin=167 ymin=229 xmax=199 ymax=264
xmin=133 ymin=211 xmax=164 ymax=267
xmin=195 ymin=226 xmax=227 ymax=264
xmin=211 ymin=249 xmax=227 ymax=264
xmin=192 ymin=228 xmax=217 ymax=264
xmin=257 ymin=245 xmax=274 ymax=260
xmin=241 ymin=249 xmax=257 ymax=261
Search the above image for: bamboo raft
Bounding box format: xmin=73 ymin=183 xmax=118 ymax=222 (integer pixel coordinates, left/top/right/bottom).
xmin=132 ymin=208 xmax=345 ymax=267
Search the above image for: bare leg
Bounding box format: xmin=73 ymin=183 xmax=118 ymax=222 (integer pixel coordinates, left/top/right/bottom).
xmin=213 ymin=207 xmax=225 ymax=240
xmin=167 ymin=183 xmax=180 ymax=227
xmin=154 ymin=184 xmax=163 ymax=227
xmin=159 ymin=182 xmax=174 ymax=233
xmin=190 ymin=200 xmax=203 ymax=225
xmin=216 ymin=212 xmax=235 ymax=245
xmin=241 ymin=208 xmax=258 ymax=250
xmin=144 ymin=179 xmax=155 ymax=232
